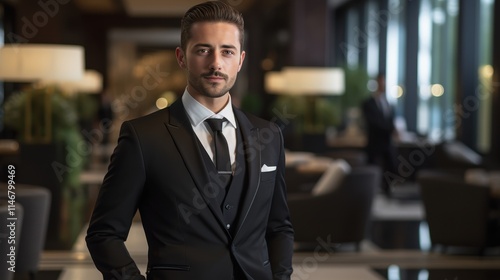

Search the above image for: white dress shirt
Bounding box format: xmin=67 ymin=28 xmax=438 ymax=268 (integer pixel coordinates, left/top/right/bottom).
xmin=182 ymin=89 xmax=237 ymax=170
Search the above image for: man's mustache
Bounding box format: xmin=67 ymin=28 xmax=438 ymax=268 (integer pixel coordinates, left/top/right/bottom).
xmin=202 ymin=71 xmax=228 ymax=80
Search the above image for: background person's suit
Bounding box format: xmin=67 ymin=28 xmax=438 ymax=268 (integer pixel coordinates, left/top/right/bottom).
xmin=86 ymin=99 xmax=294 ymax=280
xmin=362 ymin=95 xmax=397 ymax=193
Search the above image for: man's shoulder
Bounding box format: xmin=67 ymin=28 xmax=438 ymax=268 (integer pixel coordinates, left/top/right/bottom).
xmin=236 ymin=109 xmax=279 ymax=131
xmin=124 ymin=107 xmax=171 ymax=131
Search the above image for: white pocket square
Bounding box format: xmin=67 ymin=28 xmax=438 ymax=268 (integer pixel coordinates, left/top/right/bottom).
xmin=261 ymin=164 xmax=277 ymax=172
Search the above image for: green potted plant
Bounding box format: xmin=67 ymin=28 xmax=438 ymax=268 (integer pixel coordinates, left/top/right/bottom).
xmin=4 ymin=85 xmax=88 ymax=248
xmin=271 ymin=95 xmax=340 ymax=153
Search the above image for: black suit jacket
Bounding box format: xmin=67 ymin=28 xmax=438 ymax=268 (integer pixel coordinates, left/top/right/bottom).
xmin=86 ymin=99 xmax=294 ymax=280
xmin=362 ymin=95 xmax=395 ymax=150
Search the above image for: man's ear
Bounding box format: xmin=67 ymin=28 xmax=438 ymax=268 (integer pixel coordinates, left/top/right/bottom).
xmin=237 ymin=50 xmax=246 ymax=72
xmin=176 ymin=47 xmax=186 ymax=69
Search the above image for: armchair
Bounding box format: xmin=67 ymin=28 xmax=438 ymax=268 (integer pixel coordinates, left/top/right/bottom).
xmin=0 ymin=200 xmax=23 ymax=280
xmin=287 ymin=165 xmax=380 ymax=251
xmin=0 ymin=183 xmax=51 ymax=279
xmin=417 ymin=170 xmax=500 ymax=253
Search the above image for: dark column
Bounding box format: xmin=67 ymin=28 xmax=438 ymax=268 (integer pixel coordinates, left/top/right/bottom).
xmin=456 ymin=0 xmax=480 ymax=149
xmin=289 ymin=0 xmax=330 ymax=66
xmin=492 ymin=0 xmax=500 ymax=162
xmin=378 ymin=0 xmax=388 ymax=76
xmin=244 ymin=10 xmax=265 ymax=100
xmin=404 ymin=0 xmax=419 ymax=132
xmin=333 ymin=6 xmax=347 ymax=66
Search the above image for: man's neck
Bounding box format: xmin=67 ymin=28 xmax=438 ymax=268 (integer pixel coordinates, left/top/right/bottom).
xmin=187 ymin=87 xmax=230 ymax=113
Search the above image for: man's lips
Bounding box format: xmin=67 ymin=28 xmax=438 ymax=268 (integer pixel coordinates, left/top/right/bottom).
xmin=204 ymin=76 xmax=225 ymax=82
xmin=203 ymin=71 xmax=228 ymax=82
xmin=204 ymin=76 xmax=224 ymax=80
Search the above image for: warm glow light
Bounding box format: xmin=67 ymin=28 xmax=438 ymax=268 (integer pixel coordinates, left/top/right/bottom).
xmin=155 ymin=91 xmax=177 ymax=109
xmin=0 ymin=44 xmax=84 ymax=81
xmin=156 ymin=97 xmax=169 ymax=109
xmin=39 ymin=70 xmax=103 ymax=94
xmin=391 ymin=85 xmax=404 ymax=98
xmin=261 ymin=58 xmax=275 ymax=71
xmin=264 ymin=71 xmax=286 ymax=94
xmin=77 ymin=70 xmax=103 ymax=93
xmin=431 ymin=84 xmax=445 ymax=97
xmin=75 ymin=252 xmax=86 ymax=261
xmin=480 ymin=65 xmax=494 ymax=79
xmin=265 ymin=67 xmax=345 ymax=96
xmin=281 ymin=67 xmax=345 ymax=95
xmin=133 ymin=64 xmax=145 ymax=78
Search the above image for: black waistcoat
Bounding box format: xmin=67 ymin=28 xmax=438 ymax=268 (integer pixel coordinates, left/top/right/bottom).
xmin=197 ymin=126 xmax=247 ymax=236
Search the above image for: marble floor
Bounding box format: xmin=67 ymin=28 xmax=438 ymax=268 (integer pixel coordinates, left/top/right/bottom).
xmin=14 ymin=191 xmax=500 ymax=280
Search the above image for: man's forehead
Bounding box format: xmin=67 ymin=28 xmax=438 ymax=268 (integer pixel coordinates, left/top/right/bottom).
xmin=189 ymin=21 xmax=240 ymax=33
xmin=187 ymin=22 xmax=242 ymax=48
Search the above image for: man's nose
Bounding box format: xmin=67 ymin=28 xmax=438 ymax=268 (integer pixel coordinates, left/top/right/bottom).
xmin=209 ymin=53 xmax=222 ymax=71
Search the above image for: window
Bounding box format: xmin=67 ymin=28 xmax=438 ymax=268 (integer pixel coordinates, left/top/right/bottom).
xmin=385 ymin=0 xmax=406 ymax=115
xmin=335 ymin=0 xmax=496 ymax=152
xmin=477 ymin=0 xmax=495 ymax=153
xmin=417 ymin=0 xmax=459 ymax=141
xmin=365 ymin=0 xmax=380 ymax=77
xmin=345 ymin=7 xmax=360 ymax=68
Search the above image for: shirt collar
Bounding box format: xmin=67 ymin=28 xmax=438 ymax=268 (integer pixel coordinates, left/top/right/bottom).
xmin=181 ymin=88 xmax=237 ymax=129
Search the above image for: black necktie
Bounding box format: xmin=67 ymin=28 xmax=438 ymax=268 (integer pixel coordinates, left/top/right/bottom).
xmin=205 ymin=118 xmax=232 ymax=175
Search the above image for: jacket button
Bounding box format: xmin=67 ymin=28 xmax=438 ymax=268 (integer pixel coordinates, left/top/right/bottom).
xmin=225 ymin=204 xmax=232 ymax=210
xmin=226 ymin=224 xmax=231 ymax=229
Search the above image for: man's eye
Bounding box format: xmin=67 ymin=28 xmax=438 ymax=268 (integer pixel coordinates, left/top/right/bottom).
xmin=222 ymin=50 xmax=235 ymax=55
xmin=197 ymin=49 xmax=210 ymax=54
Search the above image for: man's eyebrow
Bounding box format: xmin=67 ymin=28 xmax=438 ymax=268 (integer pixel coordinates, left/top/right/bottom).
xmin=193 ymin=43 xmax=212 ymax=48
xmin=193 ymin=43 xmax=237 ymax=49
xmin=221 ymin=44 xmax=237 ymax=50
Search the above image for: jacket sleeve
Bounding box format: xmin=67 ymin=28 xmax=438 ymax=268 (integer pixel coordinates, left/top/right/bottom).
xmin=266 ymin=125 xmax=295 ymax=280
xmin=86 ymin=121 xmax=146 ymax=279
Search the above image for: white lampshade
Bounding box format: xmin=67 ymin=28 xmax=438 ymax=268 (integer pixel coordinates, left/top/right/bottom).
xmin=264 ymin=71 xmax=286 ymax=94
xmin=39 ymin=69 xmax=103 ymax=94
xmin=0 ymin=44 xmax=84 ymax=82
xmin=282 ymin=67 xmax=345 ymax=95
xmin=71 ymin=70 xmax=103 ymax=93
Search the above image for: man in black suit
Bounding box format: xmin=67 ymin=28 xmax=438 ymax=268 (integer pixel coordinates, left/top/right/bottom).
xmin=362 ymin=74 xmax=398 ymax=195
xmin=86 ymin=2 xmax=294 ymax=279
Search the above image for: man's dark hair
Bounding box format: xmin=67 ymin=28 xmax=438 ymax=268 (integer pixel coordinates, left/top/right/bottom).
xmin=180 ymin=1 xmax=245 ymax=52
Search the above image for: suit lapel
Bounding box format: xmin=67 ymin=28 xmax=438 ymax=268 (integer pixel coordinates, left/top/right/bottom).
xmin=165 ymin=101 xmax=263 ymax=237
xmin=165 ymin=100 xmax=226 ymax=228
xmin=233 ymin=109 xmax=261 ymax=235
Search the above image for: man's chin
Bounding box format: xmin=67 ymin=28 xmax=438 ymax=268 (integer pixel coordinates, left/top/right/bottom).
xmin=205 ymin=91 xmax=228 ymax=99
xmin=202 ymin=86 xmax=229 ymax=98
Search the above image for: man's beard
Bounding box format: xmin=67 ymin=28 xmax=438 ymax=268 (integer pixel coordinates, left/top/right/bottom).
xmin=189 ymin=70 xmax=236 ymax=98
